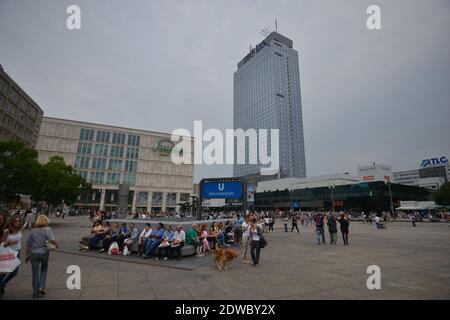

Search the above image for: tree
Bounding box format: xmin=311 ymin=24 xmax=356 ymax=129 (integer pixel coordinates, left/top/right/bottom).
xmin=434 ymin=182 xmax=450 ymax=206
xmin=34 ymin=156 xmax=88 ymax=210
xmin=0 ymin=141 xmax=42 ymax=203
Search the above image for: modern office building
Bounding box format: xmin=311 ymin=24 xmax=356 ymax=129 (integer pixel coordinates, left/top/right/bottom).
xmin=36 ymin=117 xmax=194 ymax=213
xmin=393 ymin=156 xmax=449 ymax=189
xmin=233 ymin=32 xmax=306 ymax=185
xmin=0 ymin=65 xmax=44 ymax=147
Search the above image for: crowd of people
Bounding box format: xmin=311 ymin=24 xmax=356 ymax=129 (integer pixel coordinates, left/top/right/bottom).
xmin=77 ymin=211 xmax=269 ymax=267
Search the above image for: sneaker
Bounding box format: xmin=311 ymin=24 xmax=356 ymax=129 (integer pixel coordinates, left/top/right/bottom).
xmin=155 ymin=257 xmax=159 ymax=260
xmin=99 ymin=249 xmax=105 ymax=253
xmin=163 ymin=257 xmax=168 ymax=261
xmin=196 ymin=254 xmax=202 ymax=257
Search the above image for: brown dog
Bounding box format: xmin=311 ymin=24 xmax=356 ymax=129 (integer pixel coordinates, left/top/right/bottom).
xmin=213 ymin=247 xmax=238 ymax=270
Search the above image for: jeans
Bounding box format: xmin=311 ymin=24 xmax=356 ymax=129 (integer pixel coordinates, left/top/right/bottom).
xmin=250 ymin=240 xmax=261 ymax=265
xmin=316 ymin=228 xmax=325 ymax=243
xmin=291 ymin=224 xmax=299 ymax=233
xmin=145 ymin=238 xmax=162 ymax=256
xmin=284 ymin=223 xmax=288 ymax=232
xmin=217 ymin=233 xmax=226 ymax=246
xmin=88 ymin=234 xmax=104 ymax=249
xmin=30 ymin=252 xmax=49 ymax=296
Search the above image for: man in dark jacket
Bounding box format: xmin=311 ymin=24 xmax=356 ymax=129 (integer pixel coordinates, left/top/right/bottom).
xmin=327 ymin=213 xmax=338 ymax=245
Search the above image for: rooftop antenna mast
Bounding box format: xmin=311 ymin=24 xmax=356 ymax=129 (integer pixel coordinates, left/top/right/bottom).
xmin=260 ymin=28 xmax=271 ymax=38
xmin=275 ymin=18 xmax=278 ymax=32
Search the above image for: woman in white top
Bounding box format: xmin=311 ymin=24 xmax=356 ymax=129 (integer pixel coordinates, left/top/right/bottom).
xmin=0 ymin=215 xmax=23 ymax=298
xmin=137 ymin=223 xmax=152 ymax=257
xmin=250 ymin=218 xmax=262 ymax=267
xmin=241 ymin=216 xmax=251 ymax=264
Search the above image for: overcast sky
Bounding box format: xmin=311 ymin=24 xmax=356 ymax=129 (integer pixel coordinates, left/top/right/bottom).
xmin=1 ymin=0 xmax=449 ymax=182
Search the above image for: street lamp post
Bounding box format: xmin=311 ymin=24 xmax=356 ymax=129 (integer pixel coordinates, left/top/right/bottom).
xmin=385 ymin=178 xmax=394 ymax=214
xmin=328 ymin=184 xmax=335 ymax=213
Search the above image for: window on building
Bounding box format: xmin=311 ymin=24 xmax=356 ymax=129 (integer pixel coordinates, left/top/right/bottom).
xmin=112 ymin=132 xmax=126 ymax=145
xmin=127 ymin=134 xmax=140 ymax=146
xmin=91 ymin=157 xmax=107 ymax=170
xmin=106 ymin=172 xmax=121 ymax=184
xmin=96 ymin=130 xmax=110 ymax=143
xmin=110 ymin=145 xmax=124 ymax=158
xmin=126 ymin=147 xmax=139 ymax=159
xmin=90 ymin=171 xmax=105 ymax=184
xmin=124 ymin=160 xmax=137 ymax=172
xmin=75 ymin=156 xmax=90 ymax=169
xmin=94 ymin=144 xmax=108 ymax=157
xmin=152 ymin=192 xmax=162 ymax=206
xmin=166 ymin=192 xmax=176 ymax=206
xmin=108 ymin=159 xmax=122 ymax=171
xmin=122 ymin=173 xmax=136 ymax=186
xmin=77 ymin=142 xmax=92 ymax=154
xmin=80 ymin=128 xmax=94 ymax=141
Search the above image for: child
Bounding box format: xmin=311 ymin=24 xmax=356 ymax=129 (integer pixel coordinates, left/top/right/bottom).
xmin=199 ymin=224 xmax=210 ymax=254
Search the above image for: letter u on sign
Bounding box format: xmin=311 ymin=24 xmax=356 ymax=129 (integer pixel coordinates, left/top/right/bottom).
xmin=218 ymin=183 xmax=224 ymax=191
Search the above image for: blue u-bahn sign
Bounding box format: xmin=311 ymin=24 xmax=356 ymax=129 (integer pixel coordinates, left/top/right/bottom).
xmin=201 ymin=181 xmax=243 ymax=199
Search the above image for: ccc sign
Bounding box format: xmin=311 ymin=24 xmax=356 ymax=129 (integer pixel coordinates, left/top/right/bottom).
xmin=333 ymin=201 xmax=344 ymax=207
xmin=362 ymin=176 xmax=374 ymax=181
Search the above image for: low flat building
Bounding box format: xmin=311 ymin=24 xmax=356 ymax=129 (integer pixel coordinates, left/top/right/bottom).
xmin=255 ymin=181 xmax=430 ymax=211
xmin=256 ymin=173 xmax=360 ymax=192
xmin=36 ymin=117 xmax=194 ymax=213
xmin=0 ymin=65 xmax=44 ymax=147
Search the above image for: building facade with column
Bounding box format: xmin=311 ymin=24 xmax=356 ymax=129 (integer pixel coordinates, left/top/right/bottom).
xmin=0 ymin=65 xmax=44 ymax=147
xmin=36 ymin=117 xmax=194 ymax=213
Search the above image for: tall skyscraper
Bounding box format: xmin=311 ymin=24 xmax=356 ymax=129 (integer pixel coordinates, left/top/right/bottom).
xmin=233 ymin=32 xmax=306 ymax=184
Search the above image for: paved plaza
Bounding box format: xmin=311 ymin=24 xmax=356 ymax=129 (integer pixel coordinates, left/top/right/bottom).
xmin=3 ymin=217 xmax=450 ymax=300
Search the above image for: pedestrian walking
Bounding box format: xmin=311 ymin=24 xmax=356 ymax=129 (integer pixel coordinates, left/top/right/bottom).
xmin=249 ymin=218 xmax=263 ymax=267
xmin=291 ymin=215 xmax=299 ymax=233
xmin=327 ymin=213 xmax=338 ymax=245
xmin=283 ymin=216 xmax=288 ymax=232
xmin=0 ymin=215 xmax=23 ymax=298
xmin=25 ymin=215 xmax=59 ymax=299
xmin=411 ymin=215 xmax=416 ymax=227
xmin=339 ymin=214 xmax=350 ymax=245
xmin=241 ymin=216 xmax=251 ymax=264
xmin=314 ymin=214 xmax=325 ymax=244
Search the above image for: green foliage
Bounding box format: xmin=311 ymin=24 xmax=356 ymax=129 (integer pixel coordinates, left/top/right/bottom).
xmin=434 ymin=182 xmax=450 ymax=206
xmin=0 ymin=140 xmax=41 ymax=201
xmin=34 ymin=156 xmax=86 ymax=206
xmin=0 ymin=141 xmax=90 ymax=208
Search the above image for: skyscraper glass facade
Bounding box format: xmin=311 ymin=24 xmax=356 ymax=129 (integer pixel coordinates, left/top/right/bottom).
xmin=233 ymin=32 xmax=306 ymax=183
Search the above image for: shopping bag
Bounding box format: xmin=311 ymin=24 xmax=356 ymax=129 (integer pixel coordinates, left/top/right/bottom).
xmin=108 ymin=242 xmax=119 ymax=255
xmin=0 ymin=246 xmax=21 ymax=274
xmin=123 ymin=245 xmax=129 ymax=256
